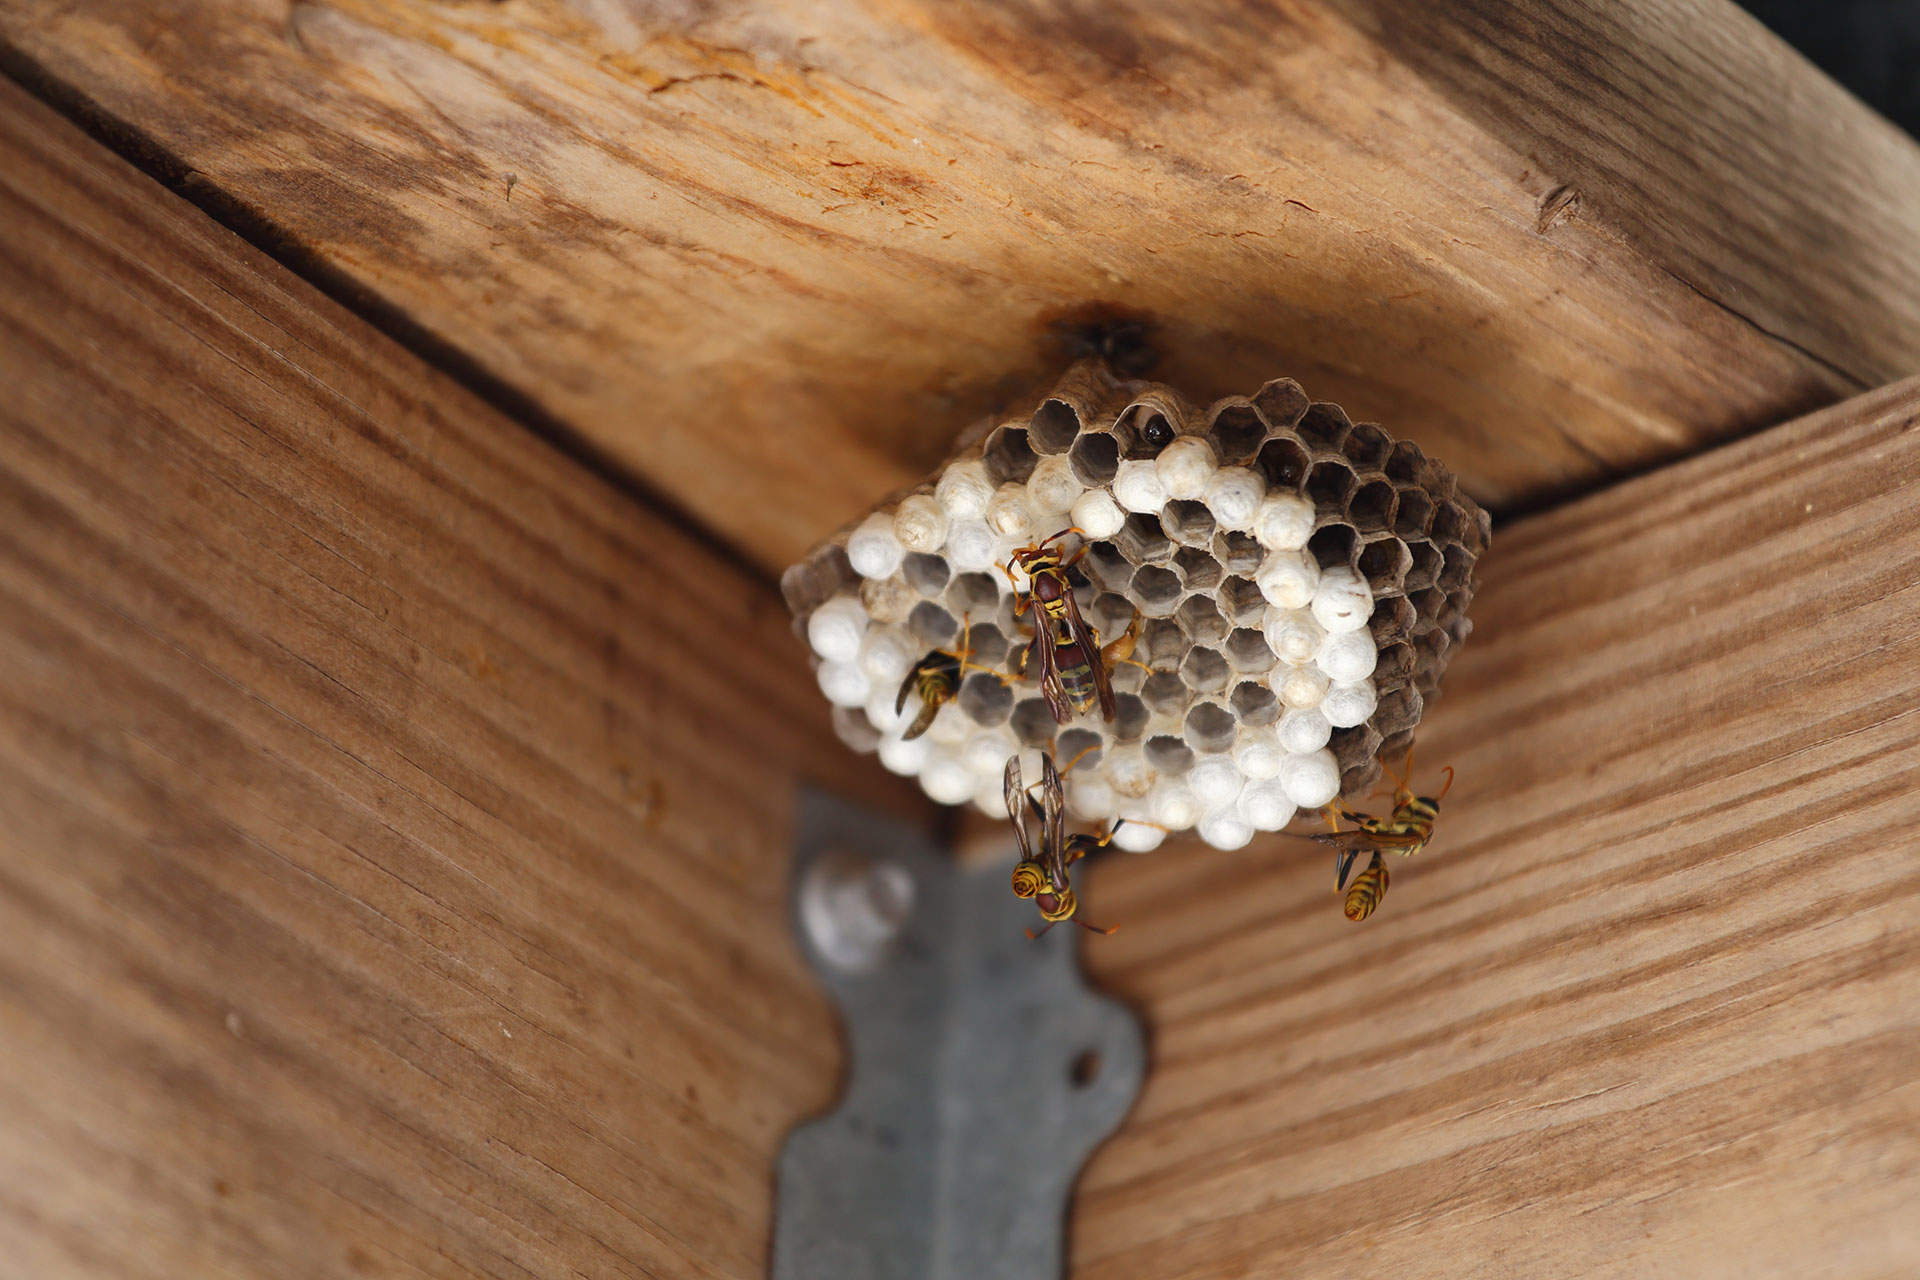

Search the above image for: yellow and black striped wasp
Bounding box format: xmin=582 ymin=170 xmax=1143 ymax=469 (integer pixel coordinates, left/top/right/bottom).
xmin=1004 ymin=752 xmax=1119 ymax=939
xmin=1310 ymin=751 xmax=1454 ymax=923
xmin=1004 ymin=527 xmax=1126 ymax=725
xmin=895 ymin=615 xmax=1004 ymax=741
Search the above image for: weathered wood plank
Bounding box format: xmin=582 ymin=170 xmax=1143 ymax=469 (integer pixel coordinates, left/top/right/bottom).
xmin=1076 ymin=380 xmax=1920 ymax=1276
xmin=6 ymin=0 xmax=1917 ymax=570
xmin=0 ymin=77 xmax=925 ymax=1279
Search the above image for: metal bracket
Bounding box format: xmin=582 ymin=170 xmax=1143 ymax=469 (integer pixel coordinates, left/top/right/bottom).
xmin=774 ymin=788 xmax=1145 ymax=1280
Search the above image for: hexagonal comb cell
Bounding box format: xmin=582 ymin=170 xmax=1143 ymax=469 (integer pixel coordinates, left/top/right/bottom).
xmin=1161 ymin=500 xmax=1216 ymax=548
xmin=1068 ymin=430 xmax=1120 ymax=486
xmin=1173 ymin=545 xmax=1225 ymax=593
xmin=1256 ymin=435 xmax=1311 ymax=492
xmin=1179 ymin=646 xmax=1231 ymax=694
xmin=1175 ymin=595 xmax=1229 ymax=648
xmin=1029 ymin=398 xmax=1083 ymax=454
xmin=982 ymin=425 xmax=1039 ymax=485
xmin=1138 ymin=616 xmax=1189 ymax=669
xmin=1114 ymin=401 xmax=1179 ymax=459
xmin=1206 ymin=402 xmax=1268 ymax=464
xmin=1117 ymin=512 xmax=1174 ymax=565
xmin=785 ymin=357 xmax=1489 ymax=838
xmin=1356 ymin=537 xmax=1413 ymax=595
xmin=1130 ymin=565 xmax=1183 ymax=616
xmin=1296 ymin=403 xmax=1353 ymax=452
xmin=1253 ymin=378 xmax=1309 ymax=429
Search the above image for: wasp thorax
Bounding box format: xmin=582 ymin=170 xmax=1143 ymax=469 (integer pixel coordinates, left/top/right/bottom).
xmin=789 ymin=359 xmax=1489 ymax=847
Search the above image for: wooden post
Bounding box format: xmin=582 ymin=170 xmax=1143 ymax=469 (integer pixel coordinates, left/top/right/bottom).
xmin=0 ymin=79 xmax=923 ymax=1279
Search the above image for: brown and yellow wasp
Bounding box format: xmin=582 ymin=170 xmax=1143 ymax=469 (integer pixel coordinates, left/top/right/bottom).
xmin=1004 ymin=527 xmax=1130 ymax=725
xmin=1004 ymin=752 xmax=1119 ymax=939
xmin=895 ymin=616 xmax=1003 ymax=741
xmin=1310 ymin=751 xmax=1453 ymax=923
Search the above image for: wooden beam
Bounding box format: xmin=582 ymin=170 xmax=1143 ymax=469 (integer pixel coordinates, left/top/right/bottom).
xmin=1076 ymin=379 xmax=1920 ymax=1276
xmin=0 ymin=77 xmax=926 ymax=1278
xmin=6 ymin=0 xmax=1917 ymax=571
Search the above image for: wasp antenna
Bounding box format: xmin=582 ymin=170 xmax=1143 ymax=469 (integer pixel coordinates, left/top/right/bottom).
xmin=1054 ymin=741 xmax=1100 ymax=775
xmin=1025 ymin=922 xmax=1059 ymax=942
xmin=1073 ymin=917 xmax=1118 ymax=936
xmin=1436 ymin=765 xmax=1456 ymax=802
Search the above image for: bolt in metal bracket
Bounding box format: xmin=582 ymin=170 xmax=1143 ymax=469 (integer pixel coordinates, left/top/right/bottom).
xmin=774 ymin=788 xmax=1145 ymax=1280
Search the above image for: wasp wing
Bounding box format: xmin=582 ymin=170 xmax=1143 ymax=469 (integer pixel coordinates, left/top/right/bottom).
xmin=1038 ymin=752 xmax=1069 ymax=891
xmin=1027 ymin=623 xmax=1075 ymax=724
xmin=1003 ymin=757 xmax=1036 ymax=865
xmin=1061 ymin=588 xmax=1117 ymax=721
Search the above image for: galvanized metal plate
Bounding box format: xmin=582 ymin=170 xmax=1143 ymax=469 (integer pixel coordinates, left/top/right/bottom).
xmin=775 ymin=788 xmax=1145 ymax=1280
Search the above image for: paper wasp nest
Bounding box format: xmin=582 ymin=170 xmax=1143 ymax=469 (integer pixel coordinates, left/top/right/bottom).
xmin=783 ymin=360 xmax=1490 ymax=851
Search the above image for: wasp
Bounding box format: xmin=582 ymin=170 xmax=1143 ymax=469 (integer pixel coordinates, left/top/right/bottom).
xmin=895 ymin=615 xmax=1004 ymax=740
xmin=1004 ymin=753 xmax=1118 ymax=939
xmin=1004 ymin=527 xmax=1127 ymax=725
xmin=1309 ymin=751 xmax=1453 ymax=923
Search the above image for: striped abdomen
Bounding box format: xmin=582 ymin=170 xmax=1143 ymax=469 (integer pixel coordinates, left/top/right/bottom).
xmin=1344 ymin=853 xmax=1390 ymax=922
xmin=1054 ymin=632 xmax=1100 ymax=715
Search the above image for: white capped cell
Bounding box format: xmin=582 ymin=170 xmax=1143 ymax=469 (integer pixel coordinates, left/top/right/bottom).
xmin=1232 ymin=724 xmax=1286 ymax=779
xmin=1187 ymin=754 xmax=1247 ymax=807
xmin=1155 ymin=437 xmax=1217 ymax=501
xmin=1105 ymin=742 xmax=1154 ymax=799
xmin=847 ymin=511 xmax=906 ymax=580
xmin=807 ymin=595 xmax=869 ymax=663
xmin=1203 ymin=467 xmax=1267 ymax=531
xmin=936 ymin=458 xmax=994 ymax=520
xmin=858 ymin=624 xmax=919 ymax=685
xmin=1237 ymin=778 xmax=1296 ymax=831
xmin=817 ymin=660 xmax=871 ymax=708
xmin=1110 ymin=819 xmax=1167 ymax=853
xmin=1261 ymin=606 xmax=1325 ymax=666
xmin=1312 ymin=565 xmax=1374 ymax=634
xmin=866 ymin=686 xmax=909 ymax=736
xmin=1112 ymin=459 xmax=1170 ymax=513
xmin=973 ymin=770 xmax=1009 ymax=818
xmin=1198 ymin=807 xmax=1254 ymax=851
xmin=944 ymin=519 xmax=998 ymax=572
xmin=877 ymin=731 xmax=932 ymax=776
xmin=961 ymin=726 xmax=1020 ymax=775
xmin=925 ymin=701 xmax=973 ymax=745
xmin=1322 ymin=680 xmax=1380 ymax=729
xmin=1316 ymin=628 xmax=1379 ymax=684
xmin=920 ymin=753 xmax=978 ymax=806
xmin=892 ymin=494 xmax=949 ymax=554
xmin=1277 ymin=706 xmax=1333 ymax=754
xmin=1068 ymin=775 xmax=1117 ymax=823
xmin=1071 ymin=488 xmax=1126 ymax=539
xmin=1277 ymin=665 xmax=1330 ymax=710
xmin=1279 ymin=749 xmax=1342 ymax=809
xmin=1252 ymin=492 xmax=1316 ymax=551
xmin=1026 ymin=454 xmax=1083 ymax=517
xmin=1256 ymin=547 xmax=1321 ymax=610
xmin=984 ymin=483 xmax=1032 ymax=540
xmin=1151 ymin=781 xmax=1201 ymax=831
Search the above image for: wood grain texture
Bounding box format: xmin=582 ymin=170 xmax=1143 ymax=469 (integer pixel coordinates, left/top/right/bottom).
xmin=6 ymin=0 xmax=1918 ymax=571
xmin=0 ymin=76 xmax=929 ymax=1279
xmin=1076 ymin=379 xmax=1920 ymax=1277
